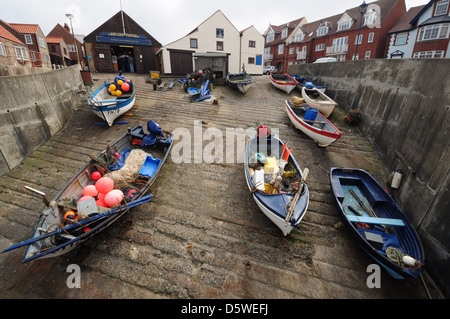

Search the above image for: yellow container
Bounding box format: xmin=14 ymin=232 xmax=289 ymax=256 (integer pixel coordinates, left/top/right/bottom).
xmin=264 ymin=156 xmax=278 ymax=174
xmin=150 ymin=71 xmax=160 ymax=79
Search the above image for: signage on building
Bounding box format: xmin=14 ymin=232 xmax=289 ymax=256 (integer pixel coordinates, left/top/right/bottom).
xmin=95 ymin=32 xmax=152 ymax=46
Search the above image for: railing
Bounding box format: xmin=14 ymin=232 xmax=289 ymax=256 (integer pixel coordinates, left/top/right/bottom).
xmin=326 ymin=44 xmax=349 ymax=55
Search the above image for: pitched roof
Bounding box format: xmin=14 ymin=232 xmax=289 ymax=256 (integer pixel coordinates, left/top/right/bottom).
xmin=0 ymin=24 xmax=25 ymax=45
xmin=9 ymin=23 xmax=39 ymax=34
xmin=46 ymin=36 xmax=64 ymax=44
xmin=47 ymin=23 xmax=82 ymax=45
xmin=388 ymin=5 xmax=426 ymax=33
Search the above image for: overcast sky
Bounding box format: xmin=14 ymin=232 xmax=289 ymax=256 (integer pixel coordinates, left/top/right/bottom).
xmin=1 ymin=0 xmax=429 ymax=45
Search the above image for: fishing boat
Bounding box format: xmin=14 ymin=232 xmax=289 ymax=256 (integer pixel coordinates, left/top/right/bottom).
xmin=294 ymin=76 xmax=326 ymax=93
xmin=244 ymin=126 xmax=309 ymax=236
xmin=2 ymin=121 xmax=173 ymax=263
xmin=285 ymin=100 xmax=342 ymax=147
xmin=329 ymin=167 xmax=425 ymax=279
xmin=270 ymin=73 xmax=298 ymax=94
xmin=88 ymin=72 xmax=136 ymax=126
xmin=226 ymin=71 xmax=253 ymax=94
xmin=301 ymin=86 xmax=337 ymax=118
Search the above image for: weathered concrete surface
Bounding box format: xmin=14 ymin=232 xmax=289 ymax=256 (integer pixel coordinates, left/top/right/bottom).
xmin=289 ymin=59 xmax=449 ymax=298
xmin=0 ymin=74 xmax=441 ymax=300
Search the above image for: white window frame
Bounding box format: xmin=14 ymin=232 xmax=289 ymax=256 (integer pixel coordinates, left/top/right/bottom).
xmin=337 ymin=20 xmax=351 ymax=31
xmin=413 ymin=50 xmax=444 ymax=58
xmin=395 ymin=32 xmax=408 ymax=45
xmin=317 ymin=26 xmax=329 ymax=36
xmin=365 ymin=51 xmax=371 ymax=59
xmin=0 ymin=42 xmax=7 ymax=56
xmin=355 ymin=34 xmax=363 ymax=45
xmin=417 ymin=23 xmax=449 ymax=41
xmin=368 ymin=32 xmax=374 ymax=43
xmin=14 ymin=46 xmax=28 ymax=60
xmin=278 ymin=44 xmax=284 ymax=54
xmin=39 ymin=37 xmax=46 ymax=48
xmin=266 ymin=32 xmax=274 ymax=43
xmin=67 ymin=44 xmax=76 ymax=52
xmin=281 ymin=27 xmax=288 ymax=39
xmin=293 ymin=31 xmax=304 ymax=43
xmin=289 ymin=47 xmax=294 ymax=54
xmin=315 ymin=43 xmax=325 ymax=51
xmin=24 ymin=34 xmax=33 ymax=44
xmin=435 ymin=0 xmax=449 ymax=16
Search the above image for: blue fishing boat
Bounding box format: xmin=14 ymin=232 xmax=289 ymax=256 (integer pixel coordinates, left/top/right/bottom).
xmin=293 ymin=76 xmax=326 ymax=93
xmin=88 ymin=71 xmax=135 ymax=126
xmin=226 ymin=71 xmax=253 ymax=94
xmin=244 ymin=126 xmax=309 ymax=236
xmin=329 ymin=167 xmax=424 ymax=279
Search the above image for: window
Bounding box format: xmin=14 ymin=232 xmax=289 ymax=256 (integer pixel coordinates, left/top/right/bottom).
xmin=317 ymin=25 xmax=329 ymax=36
xmin=365 ymin=51 xmax=371 ymax=59
xmin=0 ymin=42 xmax=6 ymax=56
xmin=31 ymin=51 xmax=36 ymax=61
xmin=293 ymin=31 xmax=304 ymax=43
xmin=67 ymin=45 xmax=76 ymax=52
xmin=417 ymin=23 xmax=449 ymax=41
xmin=249 ymin=40 xmax=255 ymax=48
xmin=190 ymin=38 xmax=198 ymax=48
xmin=353 ymin=53 xmax=359 ymax=60
xmin=43 ymin=53 xmax=49 ymax=63
xmin=315 ymin=43 xmax=325 ymax=51
xmin=278 ymin=44 xmax=284 ymax=54
xmin=364 ymin=9 xmax=379 ymax=27
xmin=216 ymin=28 xmax=224 ymax=38
xmin=24 ymin=34 xmax=32 ymax=44
xmin=338 ymin=21 xmax=351 ymax=31
xmin=248 ymin=57 xmax=255 ymax=64
xmin=289 ymin=47 xmax=294 ymax=54
xmin=281 ymin=27 xmax=288 ymax=38
xmin=38 ymin=37 xmax=46 ymax=48
xmin=216 ymin=41 xmax=223 ymax=51
xmin=266 ymin=32 xmax=274 ymax=42
xmin=14 ymin=46 xmax=28 ymax=60
xmin=435 ymin=0 xmax=449 ymax=16
xmin=413 ymin=50 xmax=444 ymax=58
xmin=368 ymin=32 xmax=374 ymax=43
xmin=355 ymin=34 xmax=363 ymax=45
xmin=264 ymin=47 xmax=270 ymax=58
xmin=395 ymin=33 xmax=408 ymax=45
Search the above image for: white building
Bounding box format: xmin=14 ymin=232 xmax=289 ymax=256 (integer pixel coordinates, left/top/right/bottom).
xmin=159 ymin=10 xmax=264 ymax=79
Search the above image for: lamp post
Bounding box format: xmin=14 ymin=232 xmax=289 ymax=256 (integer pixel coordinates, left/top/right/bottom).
xmin=65 ymin=13 xmax=81 ymax=65
xmin=354 ymin=1 xmax=368 ymax=60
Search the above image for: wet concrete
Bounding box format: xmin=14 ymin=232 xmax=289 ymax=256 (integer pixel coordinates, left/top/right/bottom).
xmin=0 ymin=73 xmax=438 ymax=299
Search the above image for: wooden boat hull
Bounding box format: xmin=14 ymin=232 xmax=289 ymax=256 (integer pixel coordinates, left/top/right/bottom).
xmin=21 ymin=123 xmax=173 ymax=262
xmin=285 ymin=100 xmax=341 ymax=147
xmin=244 ymin=132 xmax=309 ymax=236
xmin=329 ymin=167 xmax=424 ymax=279
xmin=270 ymin=73 xmax=298 ymax=94
xmin=301 ymin=87 xmax=337 ymax=117
xmin=226 ymin=72 xmax=253 ymax=94
xmin=88 ymin=82 xmax=136 ymax=126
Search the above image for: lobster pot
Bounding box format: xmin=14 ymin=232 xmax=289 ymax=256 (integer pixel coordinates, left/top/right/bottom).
xmin=304 ymin=108 xmax=319 ymax=121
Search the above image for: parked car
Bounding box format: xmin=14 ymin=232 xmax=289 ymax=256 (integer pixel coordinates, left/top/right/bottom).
xmin=263 ymin=66 xmax=277 ymax=74
xmin=313 ymin=57 xmax=337 ymax=63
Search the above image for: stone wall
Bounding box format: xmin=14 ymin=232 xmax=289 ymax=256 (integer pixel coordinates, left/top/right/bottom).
xmin=0 ymin=65 xmax=83 ymax=175
xmin=288 ymin=58 xmax=450 ymax=297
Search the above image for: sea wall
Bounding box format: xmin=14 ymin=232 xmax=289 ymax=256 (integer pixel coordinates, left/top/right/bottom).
xmin=288 ymin=58 xmax=450 ymax=297
xmin=0 ymin=65 xmax=83 ymax=175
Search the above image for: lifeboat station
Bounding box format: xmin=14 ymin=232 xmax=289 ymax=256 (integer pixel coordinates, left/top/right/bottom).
xmin=83 ymin=11 xmax=161 ymax=74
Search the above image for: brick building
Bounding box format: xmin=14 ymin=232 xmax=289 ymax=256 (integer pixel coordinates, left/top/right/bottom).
xmin=46 ymin=36 xmax=71 ymax=68
xmin=265 ymin=0 xmax=406 ymax=71
xmin=0 ymin=24 xmax=31 ymax=68
xmin=47 ymin=23 xmax=84 ymax=66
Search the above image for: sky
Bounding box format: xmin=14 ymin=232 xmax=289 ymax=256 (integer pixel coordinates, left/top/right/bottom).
xmin=1 ymin=0 xmax=430 ymax=45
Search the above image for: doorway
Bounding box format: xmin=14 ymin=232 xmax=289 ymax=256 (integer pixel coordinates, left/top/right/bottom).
xmin=111 ymin=45 xmax=135 ymax=73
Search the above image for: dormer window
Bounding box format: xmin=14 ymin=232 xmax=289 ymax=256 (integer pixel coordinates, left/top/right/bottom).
xmin=435 ymin=0 xmax=449 ymax=16
xmin=337 ymin=20 xmax=351 ymax=31
xmin=364 ymin=9 xmax=379 ymax=27
xmin=267 ymin=32 xmax=274 ymax=42
xmin=281 ymin=27 xmax=288 ymax=38
xmin=293 ymin=31 xmax=304 ymax=43
xmin=317 ymin=25 xmax=329 ymax=36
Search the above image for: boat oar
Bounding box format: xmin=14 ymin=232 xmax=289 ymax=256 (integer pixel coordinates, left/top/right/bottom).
xmin=1 ymin=194 xmax=153 ymax=254
xmin=349 ymin=188 xmax=377 ymax=218
xmin=285 ymin=168 xmax=309 ymax=226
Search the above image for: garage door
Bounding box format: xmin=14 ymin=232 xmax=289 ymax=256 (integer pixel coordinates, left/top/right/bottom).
xmin=169 ymin=50 xmax=193 ymax=75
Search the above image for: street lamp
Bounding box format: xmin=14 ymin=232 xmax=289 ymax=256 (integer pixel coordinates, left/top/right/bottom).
xmin=354 ymin=1 xmax=368 ymax=60
xmin=65 ymin=13 xmax=81 ymax=65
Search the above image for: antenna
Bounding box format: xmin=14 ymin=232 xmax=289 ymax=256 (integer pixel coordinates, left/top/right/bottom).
xmin=120 ymin=0 xmax=126 ymax=34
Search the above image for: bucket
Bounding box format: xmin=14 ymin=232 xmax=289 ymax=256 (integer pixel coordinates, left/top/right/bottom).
xmin=304 ymin=108 xmax=319 ymax=121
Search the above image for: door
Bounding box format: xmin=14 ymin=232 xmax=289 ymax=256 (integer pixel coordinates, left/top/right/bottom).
xmin=94 ymin=44 xmax=113 ymax=72
xmin=169 ymin=50 xmax=193 ymax=75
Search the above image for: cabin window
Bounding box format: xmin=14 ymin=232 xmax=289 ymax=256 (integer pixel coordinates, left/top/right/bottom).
xmin=216 ymin=41 xmax=223 ymax=51
xmin=24 ymin=34 xmax=33 ymax=44
xmin=216 ymin=28 xmax=224 ymax=38
xmin=190 ymin=38 xmax=198 ymax=48
xmin=0 ymin=42 xmax=6 ymax=56
xmin=248 ymin=57 xmax=255 ymax=64
xmin=435 ymin=0 xmax=449 ymax=16
xmin=249 ymin=40 xmax=255 ymax=47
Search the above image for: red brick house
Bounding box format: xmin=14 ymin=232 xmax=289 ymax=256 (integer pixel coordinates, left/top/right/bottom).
xmin=263 ymin=17 xmax=307 ymax=72
xmin=47 ymin=23 xmax=84 ymax=66
xmin=280 ymin=0 xmax=406 ymax=67
xmin=0 ymin=24 xmax=31 ymax=68
xmin=46 ymin=36 xmax=71 ymax=67
xmin=410 ymin=0 xmax=450 ymax=58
